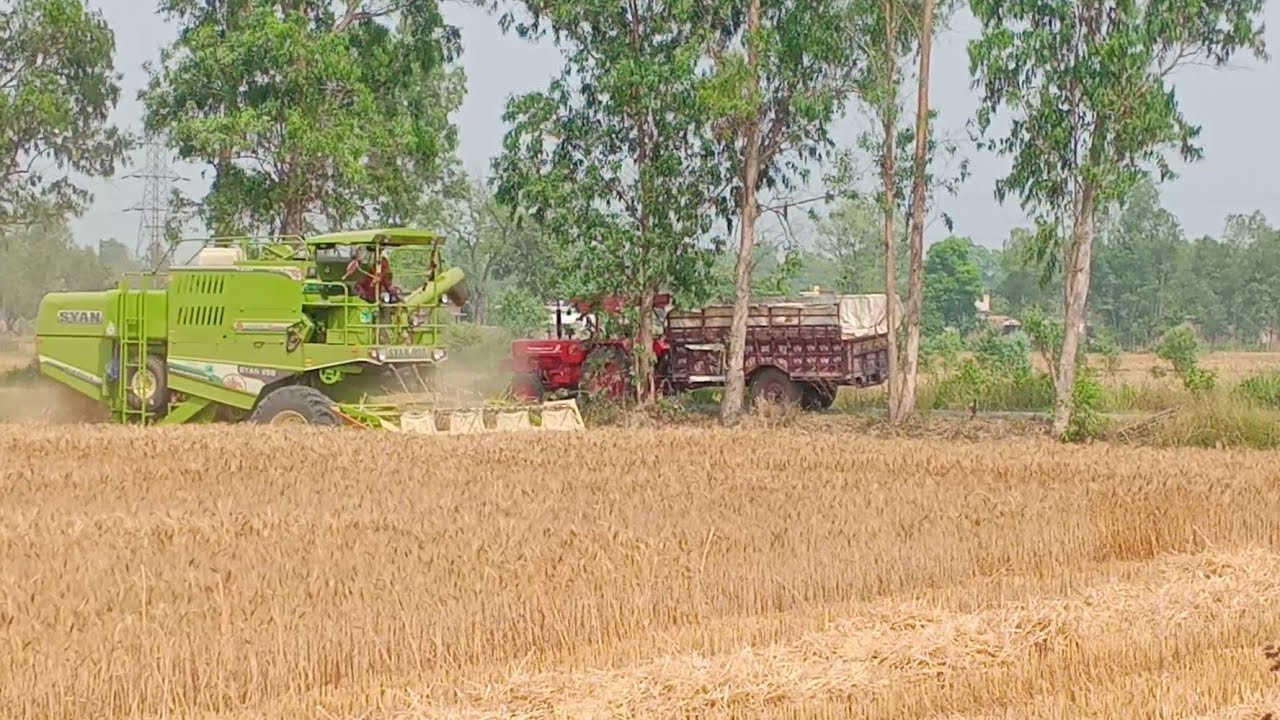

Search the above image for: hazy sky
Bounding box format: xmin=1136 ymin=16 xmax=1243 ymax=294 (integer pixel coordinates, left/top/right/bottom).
xmin=75 ymin=0 xmax=1280 ymax=254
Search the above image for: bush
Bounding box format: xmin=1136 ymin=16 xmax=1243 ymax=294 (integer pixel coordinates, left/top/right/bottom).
xmin=1155 ymin=324 xmax=1217 ymax=393
xmin=492 ymin=289 xmax=547 ymax=338
xmin=1087 ymin=326 xmax=1122 ymax=374
xmin=444 ymin=321 xmax=505 ymax=350
xmin=920 ymin=329 xmax=965 ymax=373
xmin=1233 ymin=373 xmax=1280 ymax=408
xmin=971 ymin=328 xmax=1033 ymax=378
xmin=932 ymin=329 xmax=1054 ymax=412
xmin=1147 ymin=396 xmax=1280 ymax=450
xmin=1064 ymin=369 xmax=1106 ymax=442
xmin=1098 ymin=382 xmax=1184 ymax=413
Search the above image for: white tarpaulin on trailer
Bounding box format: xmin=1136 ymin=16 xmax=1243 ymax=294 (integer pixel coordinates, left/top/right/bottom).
xmin=835 ymin=293 xmax=902 ymax=339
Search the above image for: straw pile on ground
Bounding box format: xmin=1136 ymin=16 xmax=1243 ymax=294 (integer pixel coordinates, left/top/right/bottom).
xmin=1 ymin=423 xmax=1277 ymax=719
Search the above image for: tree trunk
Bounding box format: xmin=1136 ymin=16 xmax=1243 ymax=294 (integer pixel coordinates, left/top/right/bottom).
xmin=882 ymin=138 xmax=900 ymax=424
xmin=280 ymin=196 xmax=305 ymax=237
xmin=1053 ymin=185 xmax=1097 ymax=438
xmin=879 ymin=0 xmax=901 ymax=425
xmin=471 ymin=288 xmax=487 ymax=325
xmin=635 ymin=286 xmax=656 ymax=405
xmin=897 ymin=0 xmax=936 ymax=422
xmin=718 ymin=0 xmax=762 ymax=427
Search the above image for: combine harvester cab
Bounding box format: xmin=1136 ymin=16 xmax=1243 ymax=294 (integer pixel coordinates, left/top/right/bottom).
xmin=33 ymin=228 xmax=584 ymax=433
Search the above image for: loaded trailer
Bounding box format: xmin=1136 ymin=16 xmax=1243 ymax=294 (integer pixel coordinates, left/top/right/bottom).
xmin=509 ymin=292 xmax=898 ymax=410
xmin=661 ymin=294 xmax=897 ymax=409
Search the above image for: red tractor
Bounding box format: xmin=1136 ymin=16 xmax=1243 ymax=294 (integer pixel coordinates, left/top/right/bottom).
xmin=507 ymin=291 xmax=895 ymax=409
xmin=507 ymin=293 xmax=671 ymax=402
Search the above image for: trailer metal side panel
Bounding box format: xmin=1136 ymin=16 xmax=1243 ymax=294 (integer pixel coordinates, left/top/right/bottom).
xmin=663 ymin=303 xmax=890 ymax=389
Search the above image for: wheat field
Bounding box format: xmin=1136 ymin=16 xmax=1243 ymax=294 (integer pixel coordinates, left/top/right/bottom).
xmin=1 ymin=421 xmax=1279 ymax=719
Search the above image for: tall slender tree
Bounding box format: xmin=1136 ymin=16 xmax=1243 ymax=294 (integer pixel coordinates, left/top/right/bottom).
xmin=895 ymin=0 xmax=937 ymax=422
xmin=712 ymin=0 xmax=862 ymax=425
xmin=868 ymin=0 xmax=906 ymax=423
xmin=969 ymin=0 xmax=1268 ymax=438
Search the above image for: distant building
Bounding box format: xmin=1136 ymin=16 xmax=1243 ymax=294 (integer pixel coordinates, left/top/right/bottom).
xmin=976 ymin=292 xmax=1021 ymax=335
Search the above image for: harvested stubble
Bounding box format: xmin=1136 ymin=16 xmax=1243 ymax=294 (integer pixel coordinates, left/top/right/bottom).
xmin=1 ymin=423 xmax=1279 ymax=719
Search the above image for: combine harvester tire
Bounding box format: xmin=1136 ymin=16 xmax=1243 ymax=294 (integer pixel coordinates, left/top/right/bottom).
xmin=250 ymin=385 xmax=342 ymax=426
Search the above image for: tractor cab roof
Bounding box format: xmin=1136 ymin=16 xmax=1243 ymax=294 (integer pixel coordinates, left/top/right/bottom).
xmin=306 ymin=228 xmax=444 ymax=249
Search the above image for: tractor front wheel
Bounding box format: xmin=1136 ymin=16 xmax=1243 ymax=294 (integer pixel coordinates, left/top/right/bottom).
xmin=249 ymin=385 xmax=341 ymax=426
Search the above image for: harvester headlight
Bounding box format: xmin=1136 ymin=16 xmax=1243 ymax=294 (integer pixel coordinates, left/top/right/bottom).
xmin=432 ymin=349 xmax=447 ymax=362
xmin=369 ymin=349 xmax=386 ymax=362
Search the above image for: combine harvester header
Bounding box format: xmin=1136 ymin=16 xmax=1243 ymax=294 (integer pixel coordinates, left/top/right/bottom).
xmin=33 ymin=227 xmax=584 ymax=434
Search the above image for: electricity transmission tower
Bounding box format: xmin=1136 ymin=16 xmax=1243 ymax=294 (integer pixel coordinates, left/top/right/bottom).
xmin=126 ymin=136 xmax=183 ymax=268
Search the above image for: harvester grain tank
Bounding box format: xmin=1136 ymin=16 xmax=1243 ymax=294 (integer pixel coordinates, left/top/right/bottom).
xmin=33 ymin=228 xmax=583 ymax=433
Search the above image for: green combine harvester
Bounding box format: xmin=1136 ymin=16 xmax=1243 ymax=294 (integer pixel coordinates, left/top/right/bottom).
xmin=31 ymin=228 xmax=584 ymax=433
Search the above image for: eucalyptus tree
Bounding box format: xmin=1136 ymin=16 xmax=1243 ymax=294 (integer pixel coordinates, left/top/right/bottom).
xmin=969 ymin=0 xmax=1268 ymax=437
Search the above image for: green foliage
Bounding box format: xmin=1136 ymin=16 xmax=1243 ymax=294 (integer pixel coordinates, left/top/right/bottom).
xmin=971 ymin=328 xmax=1032 ymax=378
xmin=421 ymin=168 xmax=552 ymax=322
xmin=968 ymin=0 xmax=1266 ymax=438
xmin=1092 ymin=179 xmax=1188 ymax=346
xmin=143 ymin=0 xmax=464 ymax=236
xmin=0 ymin=0 xmax=130 ymax=226
xmin=920 ymin=328 xmax=964 ymax=373
xmin=1233 ymin=374 xmax=1280 ymax=409
xmin=969 ymin=0 xmax=1267 ymax=241
xmin=933 ymin=328 xmax=1054 ymax=412
xmin=491 ymin=288 xmax=546 ymax=339
xmin=441 ymin=321 xmax=515 ymax=378
xmin=923 ymin=236 xmax=984 ymax=334
xmin=707 ymin=239 xmax=813 ymax=301
xmin=0 ymin=213 xmax=141 ymax=330
xmin=992 ymin=226 xmax=1061 ymax=317
xmin=1064 ymin=369 xmax=1106 ymax=442
xmin=706 ymin=0 xmax=863 ymax=198
xmin=493 ymin=0 xmax=732 ymax=311
xmin=1155 ymin=324 xmax=1216 ymax=392
xmin=1020 ymin=306 xmax=1065 ymax=373
xmin=983 ymin=196 xmax=1280 ymax=351
xmin=832 ymin=0 xmax=965 ymax=222
xmin=812 ymin=196 xmax=902 ymax=293
xmin=1087 ymin=325 xmax=1122 ymax=374
xmin=1146 ymin=396 xmax=1280 ymax=450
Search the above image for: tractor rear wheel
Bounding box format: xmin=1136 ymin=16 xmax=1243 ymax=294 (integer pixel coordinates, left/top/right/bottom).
xmin=249 ymin=385 xmax=341 ymax=426
xmin=747 ymin=368 xmax=801 ymax=408
xmin=581 ymin=345 xmax=632 ymax=402
xmin=510 ymin=371 xmax=544 ymax=402
xmin=800 ymin=382 xmax=837 ymax=411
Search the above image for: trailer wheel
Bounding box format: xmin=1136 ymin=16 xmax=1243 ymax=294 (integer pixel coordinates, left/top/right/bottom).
xmin=249 ymin=385 xmax=341 ymax=426
xmin=748 ymin=368 xmax=801 ymax=408
xmin=800 ymin=382 xmax=837 ymax=411
xmin=126 ymin=355 xmax=170 ymax=415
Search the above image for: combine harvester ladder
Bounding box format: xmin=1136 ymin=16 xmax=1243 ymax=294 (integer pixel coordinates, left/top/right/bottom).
xmin=116 ymin=283 xmax=151 ymax=424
